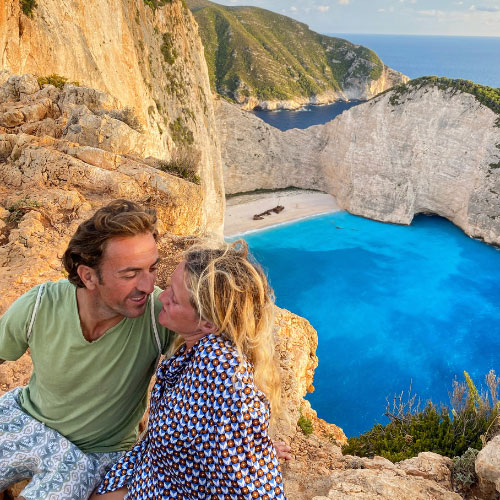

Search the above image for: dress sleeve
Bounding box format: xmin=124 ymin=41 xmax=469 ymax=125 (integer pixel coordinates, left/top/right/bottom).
xmin=208 ymin=375 xmax=287 ymax=499
xmin=0 ymin=286 xmax=40 ymax=361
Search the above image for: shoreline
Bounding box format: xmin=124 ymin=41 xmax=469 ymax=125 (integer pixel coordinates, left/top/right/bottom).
xmin=224 ymin=189 xmax=341 ymax=237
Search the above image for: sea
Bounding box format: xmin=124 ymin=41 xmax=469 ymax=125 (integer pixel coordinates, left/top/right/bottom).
xmin=240 ymin=34 xmax=500 ymax=437
xmin=252 ymin=34 xmax=500 ymax=131
xmin=238 ymin=213 xmax=500 ymax=437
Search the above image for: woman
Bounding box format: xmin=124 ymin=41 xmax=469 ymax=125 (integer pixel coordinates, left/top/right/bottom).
xmin=91 ymin=240 xmax=287 ymax=499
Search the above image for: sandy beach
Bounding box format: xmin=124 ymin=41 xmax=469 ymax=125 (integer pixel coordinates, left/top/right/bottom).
xmin=224 ymin=189 xmax=341 ymax=236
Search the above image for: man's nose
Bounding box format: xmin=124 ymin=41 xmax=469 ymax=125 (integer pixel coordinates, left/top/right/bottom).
xmin=138 ymin=272 xmax=155 ymax=294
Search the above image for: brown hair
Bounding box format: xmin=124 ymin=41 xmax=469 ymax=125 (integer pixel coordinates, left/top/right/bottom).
xmin=181 ymin=239 xmax=280 ymax=419
xmin=62 ymin=199 xmax=157 ymax=287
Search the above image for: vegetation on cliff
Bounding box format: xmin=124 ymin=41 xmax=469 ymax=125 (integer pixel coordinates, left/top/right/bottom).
xmin=343 ymin=370 xmax=500 ymax=462
xmin=382 ymin=76 xmax=500 ymax=126
xmin=143 ymin=0 xmax=173 ymax=10
xmin=20 ymin=0 xmax=37 ymax=17
xmin=157 ymin=148 xmax=201 ymax=184
xmin=186 ymin=0 xmax=384 ymax=102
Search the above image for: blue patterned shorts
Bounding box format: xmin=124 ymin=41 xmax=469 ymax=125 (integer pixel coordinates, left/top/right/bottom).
xmin=0 ymin=388 xmax=123 ymax=500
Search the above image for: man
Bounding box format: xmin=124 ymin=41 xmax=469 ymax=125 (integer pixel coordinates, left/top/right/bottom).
xmin=0 ymin=199 xmax=174 ymax=500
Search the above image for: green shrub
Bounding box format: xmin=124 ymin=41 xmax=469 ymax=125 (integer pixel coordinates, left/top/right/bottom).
xmin=342 ymin=370 xmax=500 ymax=462
xmin=157 ymin=148 xmax=201 ymax=184
xmin=298 ymin=411 xmax=313 ymax=435
xmin=37 ymin=74 xmax=80 ymax=89
xmin=107 ymin=107 xmax=143 ymax=133
xmin=20 ymin=0 xmax=37 ymax=17
xmin=6 ymin=198 xmax=40 ymax=225
xmin=161 ymin=33 xmax=178 ymax=65
xmin=452 ymin=447 xmax=479 ymax=491
xmin=144 ymin=0 xmax=172 ymax=10
xmin=169 ymin=117 xmax=194 ymax=145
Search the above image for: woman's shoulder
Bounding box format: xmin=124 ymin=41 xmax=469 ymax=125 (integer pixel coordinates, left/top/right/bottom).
xmin=191 ymin=334 xmax=253 ymax=383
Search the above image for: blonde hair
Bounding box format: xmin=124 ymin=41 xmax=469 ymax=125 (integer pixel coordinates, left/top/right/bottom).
xmin=178 ymin=239 xmax=280 ymax=418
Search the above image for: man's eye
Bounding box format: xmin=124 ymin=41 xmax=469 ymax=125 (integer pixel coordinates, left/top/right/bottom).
xmin=122 ymin=274 xmax=136 ymax=280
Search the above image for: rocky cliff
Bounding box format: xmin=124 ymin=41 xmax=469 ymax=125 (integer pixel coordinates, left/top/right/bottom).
xmin=1 ymin=0 xmax=224 ymax=233
xmin=215 ymin=98 xmax=327 ymax=194
xmin=217 ymin=78 xmax=500 ymax=246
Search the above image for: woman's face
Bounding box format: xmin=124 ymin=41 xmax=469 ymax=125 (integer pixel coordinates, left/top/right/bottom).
xmin=159 ymin=261 xmax=213 ymax=344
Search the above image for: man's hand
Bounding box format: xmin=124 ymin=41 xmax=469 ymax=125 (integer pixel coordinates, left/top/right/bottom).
xmin=273 ymin=440 xmax=293 ymax=461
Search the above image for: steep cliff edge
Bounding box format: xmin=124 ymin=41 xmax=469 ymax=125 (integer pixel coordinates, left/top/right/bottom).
xmin=1 ymin=0 xmax=224 ymax=233
xmin=217 ymin=78 xmax=500 ymax=245
xmin=321 ymin=79 xmax=500 ymax=246
xmin=215 ymin=98 xmax=327 ymax=194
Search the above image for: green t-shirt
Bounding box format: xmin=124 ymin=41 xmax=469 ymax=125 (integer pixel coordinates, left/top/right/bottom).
xmin=0 ymin=280 xmax=174 ymax=453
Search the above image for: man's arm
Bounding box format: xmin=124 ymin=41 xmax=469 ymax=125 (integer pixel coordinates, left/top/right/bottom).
xmin=0 ymin=285 xmax=41 ymax=362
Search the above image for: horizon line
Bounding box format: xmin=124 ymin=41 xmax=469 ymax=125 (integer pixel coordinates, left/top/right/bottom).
xmin=327 ymin=32 xmax=500 ymax=39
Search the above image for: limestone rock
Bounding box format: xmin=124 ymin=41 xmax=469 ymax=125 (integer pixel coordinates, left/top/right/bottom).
xmin=218 ymin=84 xmax=500 ymax=245
xmin=273 ymin=307 xmax=319 ymax=440
xmin=312 ymin=468 xmax=462 ymax=500
xmin=1 ymin=0 xmax=224 ymax=233
xmin=476 ymin=435 xmax=500 ymax=498
xmin=398 ymin=452 xmax=454 ymax=488
xmin=215 ymin=98 xmax=327 ymax=195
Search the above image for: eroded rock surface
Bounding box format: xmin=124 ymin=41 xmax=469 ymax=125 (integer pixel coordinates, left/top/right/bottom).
xmin=217 ymin=84 xmax=500 ymax=245
xmin=313 ymin=467 xmax=462 ymax=500
xmin=1 ymin=0 xmax=224 ymax=233
xmin=215 ymin=98 xmax=327 ymax=194
xmin=476 ymin=435 xmax=500 ymax=499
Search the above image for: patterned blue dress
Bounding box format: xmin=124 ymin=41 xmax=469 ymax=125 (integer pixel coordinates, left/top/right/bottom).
xmin=97 ymin=333 xmax=287 ymax=499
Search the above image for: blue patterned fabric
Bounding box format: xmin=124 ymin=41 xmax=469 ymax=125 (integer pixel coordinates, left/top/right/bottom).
xmin=98 ymin=334 xmax=287 ymax=499
xmin=0 ymin=388 xmax=122 ymax=500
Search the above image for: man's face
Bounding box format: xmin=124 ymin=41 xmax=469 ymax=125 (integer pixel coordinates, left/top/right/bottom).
xmin=92 ymin=232 xmax=159 ymax=319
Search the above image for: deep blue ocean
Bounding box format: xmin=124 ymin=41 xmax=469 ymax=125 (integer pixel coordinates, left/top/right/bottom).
xmin=252 ymin=34 xmax=500 ymax=130
xmin=237 ymin=213 xmax=500 ymax=437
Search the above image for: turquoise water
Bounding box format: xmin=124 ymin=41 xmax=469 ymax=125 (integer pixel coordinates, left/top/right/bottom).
xmin=236 ymin=212 xmax=500 ymax=437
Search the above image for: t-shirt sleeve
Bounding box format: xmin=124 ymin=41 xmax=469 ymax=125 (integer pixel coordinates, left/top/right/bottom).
xmin=0 ymin=286 xmax=40 ymax=361
xmin=210 ymin=374 xmax=286 ymax=499
xmin=152 ymin=286 xmax=175 ymax=355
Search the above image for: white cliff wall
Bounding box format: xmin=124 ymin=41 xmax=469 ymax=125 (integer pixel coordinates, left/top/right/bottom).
xmin=215 ymin=98 xmax=327 ymax=194
xmin=217 ymin=85 xmax=500 ymax=245
xmin=321 ymin=86 xmax=500 ymax=245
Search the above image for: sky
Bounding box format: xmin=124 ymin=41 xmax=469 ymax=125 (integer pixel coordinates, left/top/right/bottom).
xmin=212 ymin=0 xmax=500 ymax=37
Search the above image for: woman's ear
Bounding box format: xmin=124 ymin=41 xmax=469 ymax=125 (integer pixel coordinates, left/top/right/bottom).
xmin=200 ymin=319 xmax=216 ymax=334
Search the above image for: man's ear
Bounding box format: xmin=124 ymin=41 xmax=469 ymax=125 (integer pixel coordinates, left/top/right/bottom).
xmin=199 ymin=319 xmax=216 ymax=335
xmin=77 ymin=265 xmax=99 ymax=290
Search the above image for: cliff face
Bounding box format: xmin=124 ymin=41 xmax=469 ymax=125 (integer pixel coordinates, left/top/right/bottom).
xmin=321 ymin=85 xmax=500 ymax=246
xmin=1 ymin=0 xmax=224 ymax=233
xmin=217 ymin=82 xmax=500 ymax=245
xmin=215 ymin=98 xmax=327 ymax=194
